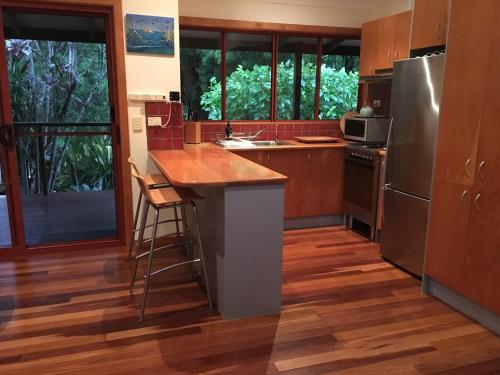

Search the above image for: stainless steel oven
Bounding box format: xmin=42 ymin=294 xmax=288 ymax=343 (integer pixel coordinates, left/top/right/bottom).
xmin=344 ymin=116 xmax=391 ymax=142
xmin=343 ymin=143 xmax=384 ymax=239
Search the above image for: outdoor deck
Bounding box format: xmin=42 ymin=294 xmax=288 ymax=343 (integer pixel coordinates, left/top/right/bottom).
xmin=0 ymin=190 xmax=116 ymax=247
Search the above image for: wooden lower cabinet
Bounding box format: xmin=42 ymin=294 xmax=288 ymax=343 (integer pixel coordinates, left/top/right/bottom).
xmin=425 ymin=178 xmax=471 ymax=291
xmin=461 ymin=187 xmax=500 ymax=313
xmin=426 ymin=181 xmax=500 ymax=314
xmin=233 ymin=148 xmax=344 ymax=219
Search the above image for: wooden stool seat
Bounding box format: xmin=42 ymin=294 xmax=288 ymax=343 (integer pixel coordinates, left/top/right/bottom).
xmin=144 ymin=173 xmax=168 ymax=187
xmin=129 ymin=165 xmax=213 ymax=323
xmin=148 ymin=187 xmax=203 ymax=208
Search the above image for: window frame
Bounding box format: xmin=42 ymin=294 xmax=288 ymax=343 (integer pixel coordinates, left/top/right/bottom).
xmin=180 ymin=23 xmax=360 ymax=122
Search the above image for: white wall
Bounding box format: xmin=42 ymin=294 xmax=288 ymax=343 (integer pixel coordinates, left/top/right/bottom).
xmin=373 ymin=0 xmax=413 ymax=20
xmin=179 ymin=0 xmax=412 ymax=28
xmin=122 ymin=0 xmax=180 ymax=233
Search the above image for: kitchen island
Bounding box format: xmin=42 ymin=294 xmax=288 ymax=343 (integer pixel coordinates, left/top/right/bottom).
xmin=149 ymin=144 xmax=287 ymax=320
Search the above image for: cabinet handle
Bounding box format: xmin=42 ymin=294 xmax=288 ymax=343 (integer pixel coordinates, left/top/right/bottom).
xmin=307 ymin=153 xmax=311 ymax=160
xmin=267 ymin=153 xmax=270 ymax=161
xmin=387 ymin=50 xmax=392 ymax=62
xmin=464 ymin=158 xmax=472 ymax=177
xmin=478 ymin=160 xmax=486 ymax=180
xmin=434 ymin=24 xmax=442 ymax=40
xmin=460 ymin=190 xmax=469 ymax=208
xmin=394 ymin=50 xmax=399 ymax=60
xmin=474 ymin=193 xmax=481 ymax=212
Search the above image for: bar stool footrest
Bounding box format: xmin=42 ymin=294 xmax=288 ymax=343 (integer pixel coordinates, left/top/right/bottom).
xmin=148 ymin=258 xmax=201 ymax=277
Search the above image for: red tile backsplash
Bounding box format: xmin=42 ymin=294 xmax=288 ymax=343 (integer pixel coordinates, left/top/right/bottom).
xmin=144 ymin=102 xmax=342 ymax=150
xmin=198 ymin=120 xmax=342 ymax=143
xmin=145 ymin=101 xmax=184 ymax=150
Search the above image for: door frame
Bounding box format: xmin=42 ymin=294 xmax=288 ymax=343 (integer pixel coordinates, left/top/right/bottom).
xmin=0 ymin=0 xmax=132 ymax=258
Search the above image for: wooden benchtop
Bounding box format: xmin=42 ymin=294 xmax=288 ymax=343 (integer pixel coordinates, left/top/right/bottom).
xmin=149 ymin=143 xmax=287 ymax=187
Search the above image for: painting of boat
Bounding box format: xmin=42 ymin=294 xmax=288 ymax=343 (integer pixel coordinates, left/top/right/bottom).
xmin=126 ymin=14 xmax=174 ymax=55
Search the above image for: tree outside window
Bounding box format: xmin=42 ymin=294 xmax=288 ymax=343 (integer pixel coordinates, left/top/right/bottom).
xmin=180 ymin=29 xmax=360 ymax=121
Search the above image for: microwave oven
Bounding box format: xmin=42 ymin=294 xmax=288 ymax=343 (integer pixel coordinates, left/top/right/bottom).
xmin=343 ymin=116 xmax=391 ymax=142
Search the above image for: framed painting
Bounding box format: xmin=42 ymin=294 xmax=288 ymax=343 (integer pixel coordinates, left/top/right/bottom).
xmin=125 ymin=14 xmax=174 ymax=55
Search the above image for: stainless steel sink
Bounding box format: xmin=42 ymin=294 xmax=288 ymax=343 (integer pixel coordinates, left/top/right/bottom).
xmin=216 ymin=138 xmax=291 ymax=148
xmin=252 ymin=140 xmax=290 ymax=146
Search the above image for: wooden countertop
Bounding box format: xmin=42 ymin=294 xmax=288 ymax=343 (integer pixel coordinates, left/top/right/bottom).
xmin=149 ymin=143 xmax=287 ymax=187
xmin=225 ymin=139 xmax=349 ymax=152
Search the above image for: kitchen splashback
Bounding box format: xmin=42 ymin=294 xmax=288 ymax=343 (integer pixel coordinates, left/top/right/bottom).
xmin=200 ymin=121 xmax=341 ymax=143
xmin=144 ymin=100 xmax=342 ymax=150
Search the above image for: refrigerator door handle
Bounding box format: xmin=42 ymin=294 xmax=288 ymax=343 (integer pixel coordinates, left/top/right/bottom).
xmin=383 ymin=117 xmax=395 ymax=186
xmin=381 ymin=118 xmax=394 ymax=227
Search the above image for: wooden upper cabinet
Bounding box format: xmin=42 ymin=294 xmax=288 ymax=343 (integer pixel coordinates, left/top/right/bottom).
xmin=394 ymin=11 xmax=412 ymax=61
xmin=410 ymin=0 xmax=449 ymax=50
xmin=359 ymin=19 xmax=378 ymax=76
xmin=359 ymin=11 xmax=411 ymax=76
xmin=433 ymin=0 xmax=495 ymax=186
xmin=376 ymin=15 xmax=396 ymax=70
xmin=474 ymin=4 xmax=500 ymax=191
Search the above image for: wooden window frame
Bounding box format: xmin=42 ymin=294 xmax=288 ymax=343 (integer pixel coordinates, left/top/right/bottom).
xmin=180 ymin=16 xmax=361 ymax=123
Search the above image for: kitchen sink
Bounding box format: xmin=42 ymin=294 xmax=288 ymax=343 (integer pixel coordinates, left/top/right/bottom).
xmin=216 ymin=139 xmax=291 ymax=148
xmin=251 ymin=140 xmax=290 ymax=146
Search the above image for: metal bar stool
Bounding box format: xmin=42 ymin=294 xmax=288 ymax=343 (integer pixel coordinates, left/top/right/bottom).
xmin=127 ymin=157 xmax=172 ymax=260
xmin=129 ymin=165 xmax=213 ymax=323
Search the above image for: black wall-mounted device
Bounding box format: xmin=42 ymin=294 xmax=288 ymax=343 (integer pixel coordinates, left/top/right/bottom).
xmin=169 ymin=91 xmax=180 ymax=101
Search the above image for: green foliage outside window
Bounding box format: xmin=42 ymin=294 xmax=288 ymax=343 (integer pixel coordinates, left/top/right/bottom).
xmin=199 ymin=60 xmax=359 ymax=120
xmin=6 ymin=39 xmax=114 ymax=194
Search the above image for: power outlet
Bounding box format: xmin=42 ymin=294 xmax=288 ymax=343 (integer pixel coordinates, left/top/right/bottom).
xmin=373 ymin=99 xmax=381 ymax=108
xmin=132 ymin=116 xmax=143 ymax=132
xmin=147 ymin=116 xmax=162 ymax=127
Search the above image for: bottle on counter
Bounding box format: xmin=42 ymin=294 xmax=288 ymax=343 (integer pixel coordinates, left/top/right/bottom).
xmin=225 ymin=121 xmax=233 ymax=139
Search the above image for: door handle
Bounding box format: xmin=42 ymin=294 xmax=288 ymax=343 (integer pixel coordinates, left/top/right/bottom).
xmin=460 ymin=190 xmax=468 ymax=208
xmin=0 ymin=125 xmax=13 ymax=147
xmin=478 ymin=160 xmax=486 ymax=180
xmin=464 ymin=158 xmax=472 ymax=177
xmin=474 ymin=193 xmax=481 ymax=212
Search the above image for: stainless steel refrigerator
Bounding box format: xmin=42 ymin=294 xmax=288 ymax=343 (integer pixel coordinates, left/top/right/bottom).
xmin=380 ymin=54 xmax=446 ymax=276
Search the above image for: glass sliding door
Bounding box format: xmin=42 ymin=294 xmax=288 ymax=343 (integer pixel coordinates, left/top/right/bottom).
xmin=0 ymin=150 xmax=12 ymax=247
xmin=0 ymin=8 xmax=120 ymax=247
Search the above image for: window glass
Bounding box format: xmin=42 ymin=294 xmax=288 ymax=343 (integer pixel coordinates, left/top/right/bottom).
xmin=225 ymin=33 xmax=272 ymax=120
xmin=277 ymin=36 xmax=318 ymax=120
xmin=180 ymin=30 xmax=221 ymax=120
xmin=319 ymin=38 xmax=360 ymax=119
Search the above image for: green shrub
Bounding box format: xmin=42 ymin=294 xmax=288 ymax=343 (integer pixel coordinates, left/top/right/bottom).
xmin=200 ymin=61 xmax=358 ymax=120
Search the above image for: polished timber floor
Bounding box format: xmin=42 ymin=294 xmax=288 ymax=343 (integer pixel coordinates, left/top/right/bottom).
xmin=0 ymin=226 xmax=499 ymax=374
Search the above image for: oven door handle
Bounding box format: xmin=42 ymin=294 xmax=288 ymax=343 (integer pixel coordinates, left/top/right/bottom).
xmin=344 ymin=157 xmax=374 ymax=168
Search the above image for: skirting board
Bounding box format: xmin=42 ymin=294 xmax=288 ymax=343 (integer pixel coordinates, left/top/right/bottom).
xmin=422 ymin=275 xmax=500 ymax=335
xmin=284 ymin=214 xmax=343 ymax=230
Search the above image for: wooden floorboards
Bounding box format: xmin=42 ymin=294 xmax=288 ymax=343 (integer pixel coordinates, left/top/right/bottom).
xmin=0 ymin=226 xmax=498 ymax=374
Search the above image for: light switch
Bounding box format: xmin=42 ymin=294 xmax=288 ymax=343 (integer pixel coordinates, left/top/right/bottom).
xmin=132 ymin=116 xmax=143 ymax=132
xmin=147 ymin=116 xmax=162 ymax=127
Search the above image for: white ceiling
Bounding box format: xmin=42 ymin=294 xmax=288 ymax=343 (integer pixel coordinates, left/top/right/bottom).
xmin=258 ymin=0 xmax=390 ymax=11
